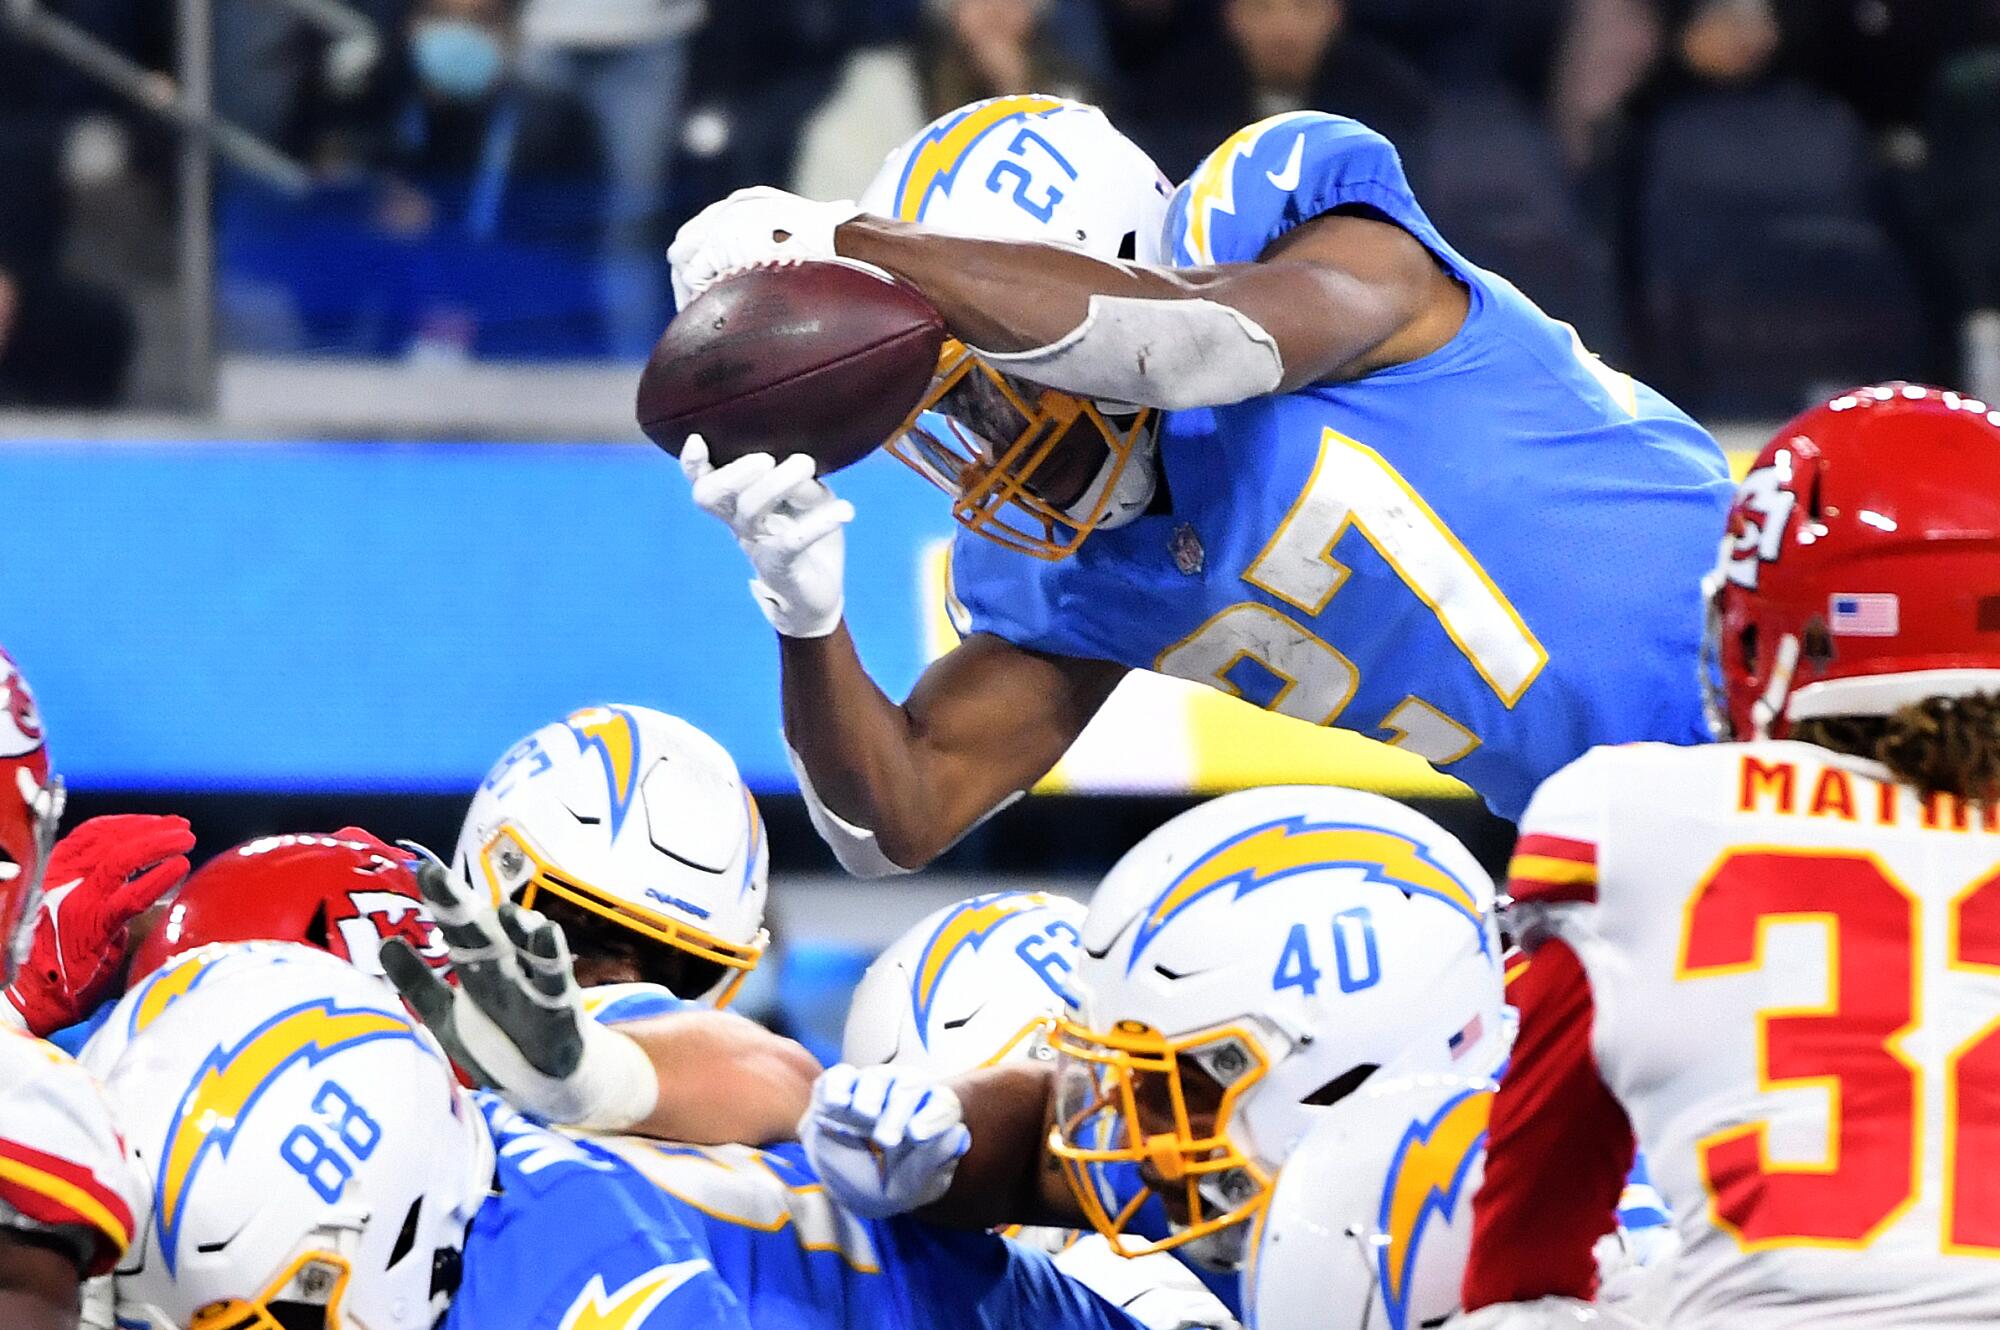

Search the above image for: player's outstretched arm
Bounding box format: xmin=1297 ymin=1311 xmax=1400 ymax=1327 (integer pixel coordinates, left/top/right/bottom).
xmin=781 ymin=629 xmax=1126 ymax=874
xmin=385 ymin=862 xmax=819 ymax=1144
xmin=799 ymin=1060 xmax=1083 ymax=1228
xmin=834 ymin=210 xmax=1464 ymax=398
xmin=666 ymin=184 xmax=1462 ymax=406
xmin=603 ymin=1008 xmax=821 ymax=1146
xmin=1462 ymin=940 xmax=1633 ymax=1311
xmin=921 ymin=1061 xmax=1085 ymax=1229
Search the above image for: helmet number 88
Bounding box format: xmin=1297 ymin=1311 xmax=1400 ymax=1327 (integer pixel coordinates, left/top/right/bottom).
xmin=279 ymin=1081 xmax=383 ymax=1203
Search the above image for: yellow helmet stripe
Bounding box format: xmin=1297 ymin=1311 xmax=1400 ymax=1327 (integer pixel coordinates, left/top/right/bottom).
xmin=1379 ymin=1087 xmax=1491 ymax=1322
xmin=910 ymin=892 xmax=1043 ymax=1043
xmin=158 ymin=1000 xmax=417 ymax=1272
xmin=892 ymin=95 xmax=1067 ymax=223
xmin=129 ymin=951 xmax=221 ymax=1038
xmin=566 ymin=706 xmax=643 ymax=839
xmin=1128 ymin=817 xmax=1484 ymax=972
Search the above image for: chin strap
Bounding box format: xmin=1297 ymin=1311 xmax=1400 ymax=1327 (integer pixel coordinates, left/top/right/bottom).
xmin=1751 ymin=633 xmax=1802 ymax=740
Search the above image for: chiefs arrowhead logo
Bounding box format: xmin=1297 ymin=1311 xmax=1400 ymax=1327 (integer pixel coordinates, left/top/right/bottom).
xmin=0 ymin=653 xmax=45 ymax=760
xmin=332 ymin=889 xmax=449 ymax=975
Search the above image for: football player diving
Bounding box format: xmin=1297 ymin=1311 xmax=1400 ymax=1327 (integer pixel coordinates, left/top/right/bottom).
xmin=0 ymin=649 xmax=146 ymax=1330
xmin=666 ymin=96 xmax=1734 ymax=876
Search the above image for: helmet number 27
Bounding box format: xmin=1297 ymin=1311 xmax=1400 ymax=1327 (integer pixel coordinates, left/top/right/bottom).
xmin=985 ymin=127 xmax=1079 ymax=226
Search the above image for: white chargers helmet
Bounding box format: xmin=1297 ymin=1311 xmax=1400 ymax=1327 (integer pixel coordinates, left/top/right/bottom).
xmin=859 ymin=97 xmax=1175 ymax=559
xmin=1243 ymin=1074 xmax=1495 ymax=1330
xmin=455 ymin=705 xmax=769 ymax=1006
xmin=841 ymin=890 xmax=1085 ymax=1075
xmin=93 ymin=943 xmax=493 ymax=1330
xmin=1048 ymin=786 xmax=1507 ymax=1272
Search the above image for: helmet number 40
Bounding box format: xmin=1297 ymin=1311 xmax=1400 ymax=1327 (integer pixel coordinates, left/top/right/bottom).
xmin=1272 ymin=907 xmax=1381 ymax=998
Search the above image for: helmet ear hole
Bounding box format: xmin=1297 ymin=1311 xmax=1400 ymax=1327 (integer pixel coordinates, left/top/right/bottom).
xmin=387 ymin=1198 xmax=422 ymax=1268
xmin=1740 ymin=623 xmax=1760 ymax=675
xmin=1802 ymin=616 xmax=1837 ymax=668
xmin=1117 ymin=231 xmax=1137 ymax=261
xmin=1302 ymin=1062 xmax=1379 ymax=1107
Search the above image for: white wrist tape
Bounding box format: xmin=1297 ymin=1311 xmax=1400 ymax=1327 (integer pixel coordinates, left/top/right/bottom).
xmin=570 ymin=1022 xmax=661 ymax=1131
xmin=975 ymin=295 xmax=1284 ymax=410
xmin=785 ymin=743 xmax=1028 ymax=879
xmin=787 ymin=743 xmax=916 ymax=878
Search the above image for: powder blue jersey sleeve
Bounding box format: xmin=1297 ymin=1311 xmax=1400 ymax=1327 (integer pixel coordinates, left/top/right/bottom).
xmin=1163 ymin=112 xmax=1445 ymax=271
xmin=447 ymin=1096 xmax=747 ymax=1330
xmin=949 ymin=114 xmax=1730 ymax=821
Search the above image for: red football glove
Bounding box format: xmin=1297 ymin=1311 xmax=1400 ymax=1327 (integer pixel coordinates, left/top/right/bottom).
xmin=3 ymin=814 xmax=195 ymax=1036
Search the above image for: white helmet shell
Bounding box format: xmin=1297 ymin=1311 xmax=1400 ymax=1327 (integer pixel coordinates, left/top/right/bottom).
xmin=860 ymin=96 xmax=1172 ymax=265
xmin=95 ymin=943 xmax=493 ymax=1330
xmin=1052 ymin=785 xmax=1506 ymax=1269
xmin=455 ymin=705 xmax=769 ymax=1006
xmin=1244 ymin=1074 xmax=1495 ymax=1330
xmin=842 ymin=890 xmax=1085 ymax=1075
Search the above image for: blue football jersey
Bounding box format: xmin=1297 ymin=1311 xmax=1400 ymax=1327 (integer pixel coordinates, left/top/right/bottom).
xmin=451 ymin=1098 xmax=1147 ymax=1330
xmin=949 ymin=113 xmax=1733 ymax=820
xmin=449 ymin=1096 xmax=747 ymax=1330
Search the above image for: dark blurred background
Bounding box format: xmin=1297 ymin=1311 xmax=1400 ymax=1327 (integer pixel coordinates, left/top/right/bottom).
xmin=4 ymin=0 xmax=1999 ymax=416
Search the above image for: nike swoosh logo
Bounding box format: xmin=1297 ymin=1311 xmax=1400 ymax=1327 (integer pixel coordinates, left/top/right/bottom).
xmin=1265 ymin=134 xmax=1305 ymax=192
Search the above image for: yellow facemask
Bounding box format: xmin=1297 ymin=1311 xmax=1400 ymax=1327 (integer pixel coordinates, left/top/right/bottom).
xmin=188 ymin=1251 xmax=350 ymax=1330
xmin=887 ymin=341 xmax=1155 ymax=561
xmin=1047 ymin=1016 xmax=1273 ymax=1258
xmin=476 ymin=826 xmax=764 ymax=1008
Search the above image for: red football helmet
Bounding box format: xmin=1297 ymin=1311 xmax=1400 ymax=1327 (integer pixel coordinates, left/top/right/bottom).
xmin=1707 ymin=383 xmax=2000 ymax=740
xmin=129 ymin=829 xmax=449 ymax=982
xmin=0 ymin=648 xmax=61 ymax=985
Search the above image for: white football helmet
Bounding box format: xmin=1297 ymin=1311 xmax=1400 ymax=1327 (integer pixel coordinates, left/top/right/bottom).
xmin=841 ymin=890 xmax=1085 ymax=1075
xmin=1048 ymin=786 xmax=1506 ymax=1271
xmin=94 ymin=943 xmax=494 ymax=1330
xmin=1243 ymin=1073 xmax=1496 ymax=1330
xmin=859 ymin=96 xmax=1175 ymax=560
xmin=455 ymin=705 xmax=769 ymax=1006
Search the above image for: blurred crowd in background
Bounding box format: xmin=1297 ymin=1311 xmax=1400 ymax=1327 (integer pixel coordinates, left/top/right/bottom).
xmin=5 ymin=0 xmax=2000 ymax=416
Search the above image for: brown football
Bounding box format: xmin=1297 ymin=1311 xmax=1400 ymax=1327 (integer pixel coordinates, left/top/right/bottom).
xmin=636 ymin=260 xmax=947 ymax=474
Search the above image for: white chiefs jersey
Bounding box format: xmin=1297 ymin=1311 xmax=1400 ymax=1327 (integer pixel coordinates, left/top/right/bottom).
xmin=1512 ymin=739 xmax=2000 ymax=1328
xmin=0 ymin=1025 xmax=143 ymax=1276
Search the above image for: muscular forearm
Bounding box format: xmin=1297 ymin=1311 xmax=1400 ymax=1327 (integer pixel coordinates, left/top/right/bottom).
xmin=621 ymin=1012 xmax=822 ymax=1146
xmin=835 ymin=212 xmax=1440 ymax=394
xmin=918 ymin=1063 xmax=1083 ymax=1230
xmin=780 ymin=629 xmax=951 ymax=870
xmin=837 ymin=215 xmax=1209 ymax=354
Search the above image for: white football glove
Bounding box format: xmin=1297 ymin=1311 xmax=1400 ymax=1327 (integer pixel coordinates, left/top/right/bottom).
xmin=682 ymin=434 xmax=853 ymax=639
xmin=668 ymin=185 xmax=863 ymax=309
xmin=799 ymin=1063 xmax=971 ymax=1220
xmin=381 ymin=857 xmax=659 ymax=1131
